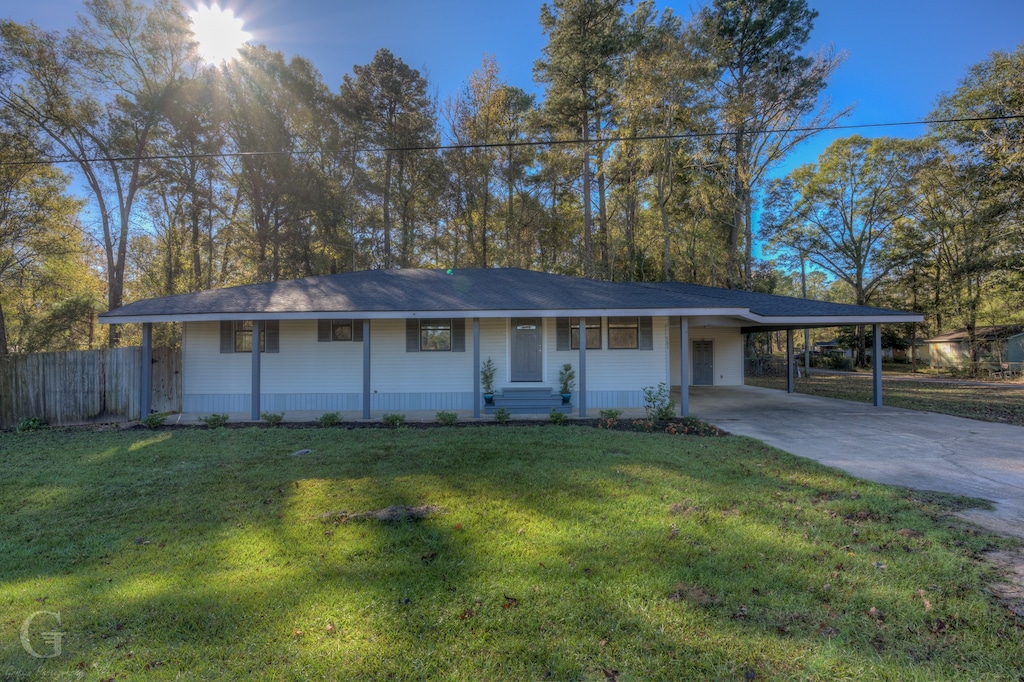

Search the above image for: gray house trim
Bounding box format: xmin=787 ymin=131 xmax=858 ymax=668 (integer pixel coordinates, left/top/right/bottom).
xmin=141 ymin=322 xmax=152 ymax=418
xmin=578 ymin=317 xmax=587 ymax=418
xmin=679 ymin=318 xmax=689 ymax=417
xmin=251 ymin=320 xmax=261 ymax=420
xmin=363 ymin=320 xmax=371 ymax=420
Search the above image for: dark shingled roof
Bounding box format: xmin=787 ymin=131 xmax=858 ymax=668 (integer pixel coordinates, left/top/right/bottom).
xmin=98 ymin=268 xmax=919 ymax=324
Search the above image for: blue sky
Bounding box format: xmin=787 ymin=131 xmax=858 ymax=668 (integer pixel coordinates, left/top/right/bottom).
xmin=7 ymin=0 xmax=1024 ymax=175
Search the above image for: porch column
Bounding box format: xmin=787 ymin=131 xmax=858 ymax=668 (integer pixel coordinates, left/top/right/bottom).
xmin=472 ymin=318 xmax=481 ymax=418
xmin=804 ymin=328 xmax=811 ymax=376
xmin=250 ymin=320 xmax=261 ymax=421
xmin=786 ymin=329 xmax=795 ymax=394
xmin=578 ymin=317 xmax=587 ymax=418
xmin=362 ymin=320 xmax=371 ymax=419
xmin=679 ymin=317 xmax=689 ymax=417
xmin=873 ymin=324 xmax=883 ymax=407
xmin=140 ymin=322 xmax=152 ymax=419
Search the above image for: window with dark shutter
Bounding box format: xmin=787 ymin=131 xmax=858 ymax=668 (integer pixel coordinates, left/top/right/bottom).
xmin=420 ymin=319 xmax=452 ymax=351
xmin=570 ymin=317 xmax=602 ymax=350
xmin=608 ymin=317 xmax=639 ymax=349
xmin=638 ymin=317 xmax=653 ymax=350
xmin=556 ymin=317 xmax=570 ymax=350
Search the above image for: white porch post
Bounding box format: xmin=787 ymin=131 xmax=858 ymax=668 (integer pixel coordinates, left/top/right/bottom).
xmin=786 ymin=329 xmax=795 ymax=394
xmin=472 ymin=318 xmax=481 ymax=418
xmin=140 ymin=322 xmax=152 ymax=419
xmin=362 ymin=320 xmax=371 ymax=419
xmin=250 ymin=320 xmax=261 ymax=421
xmin=679 ymin=317 xmax=689 ymax=417
xmin=578 ymin=317 xmax=587 ymax=418
xmin=873 ymin=324 xmax=883 ymax=407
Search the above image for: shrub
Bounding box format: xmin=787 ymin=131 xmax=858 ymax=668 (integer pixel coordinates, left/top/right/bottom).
xmin=598 ymin=409 xmax=621 ymax=429
xmin=548 ymin=409 xmax=567 ymax=425
xmin=493 ymin=407 xmax=511 ymax=424
xmin=642 ymin=383 xmax=676 ymax=421
xmin=436 ymin=411 xmax=458 ymax=426
xmin=261 ymin=411 xmax=284 ymax=426
xmin=15 ymin=416 xmax=47 ymax=433
xmin=828 ymin=354 xmax=854 ymax=371
xmin=317 ymin=412 xmax=340 ymax=427
xmin=480 ymin=357 xmax=496 ymax=394
xmin=558 ymin=363 xmax=576 ymax=395
xmin=198 ymin=413 xmax=229 ymax=429
xmin=382 ymin=413 xmax=406 ymax=428
xmin=141 ymin=413 xmax=166 ymax=430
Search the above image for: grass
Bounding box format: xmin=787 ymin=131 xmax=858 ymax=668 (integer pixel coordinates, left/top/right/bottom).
xmin=746 ymin=374 xmax=1024 ymax=427
xmin=1 ymin=426 xmax=1022 ymax=680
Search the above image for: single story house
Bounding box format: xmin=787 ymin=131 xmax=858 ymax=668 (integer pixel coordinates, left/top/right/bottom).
xmin=922 ymin=325 xmax=1024 ymax=368
xmin=98 ymin=268 xmax=922 ymax=419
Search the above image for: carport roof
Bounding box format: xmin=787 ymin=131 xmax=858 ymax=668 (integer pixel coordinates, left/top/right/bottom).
xmin=98 ymin=268 xmax=923 ymax=327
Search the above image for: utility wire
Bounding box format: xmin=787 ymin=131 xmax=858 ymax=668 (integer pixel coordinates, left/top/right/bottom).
xmin=1 ymin=113 xmax=1021 ymax=168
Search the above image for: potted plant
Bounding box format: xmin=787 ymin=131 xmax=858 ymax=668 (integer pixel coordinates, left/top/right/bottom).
xmin=481 ymin=357 xmax=496 ymax=405
xmin=559 ymin=363 xmax=575 ymax=403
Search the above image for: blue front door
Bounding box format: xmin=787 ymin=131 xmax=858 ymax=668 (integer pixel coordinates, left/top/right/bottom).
xmin=511 ymin=318 xmax=542 ymax=382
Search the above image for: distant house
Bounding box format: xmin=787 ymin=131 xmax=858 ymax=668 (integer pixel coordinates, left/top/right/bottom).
xmin=922 ymin=325 xmax=1024 ymax=368
xmin=1007 ymin=332 xmax=1024 ymax=364
xmin=98 ymin=268 xmax=921 ymax=418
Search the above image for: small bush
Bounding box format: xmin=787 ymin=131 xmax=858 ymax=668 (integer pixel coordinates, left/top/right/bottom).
xmin=642 ymin=383 xmax=676 ymax=421
xmin=382 ymin=413 xmax=406 ymax=428
xmin=598 ymin=409 xmax=621 ymax=429
xmin=261 ymin=411 xmax=284 ymax=426
xmin=828 ymin=354 xmax=854 ymax=371
xmin=493 ymin=407 xmax=511 ymax=424
xmin=198 ymin=413 xmax=229 ymax=429
xmin=141 ymin=413 xmax=166 ymax=430
xmin=436 ymin=411 xmax=458 ymax=426
xmin=15 ymin=416 xmax=47 ymax=433
xmin=549 ymin=409 xmax=567 ymax=425
xmin=317 ymin=412 xmax=340 ymax=427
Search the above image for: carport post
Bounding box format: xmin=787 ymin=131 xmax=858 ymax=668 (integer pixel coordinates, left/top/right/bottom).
xmin=250 ymin=320 xmax=261 ymax=421
xmin=362 ymin=320 xmax=371 ymax=419
xmin=578 ymin=318 xmax=587 ymax=417
xmin=472 ymin=318 xmax=481 ymax=418
xmin=786 ymin=329 xmax=795 ymax=394
xmin=679 ymin=317 xmax=689 ymax=417
xmin=140 ymin=322 xmax=152 ymax=419
xmin=873 ymin=324 xmax=883 ymax=407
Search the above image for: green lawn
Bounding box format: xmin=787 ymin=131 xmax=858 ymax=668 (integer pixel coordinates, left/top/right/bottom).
xmin=746 ymin=374 xmax=1024 ymax=427
xmin=1 ymin=425 xmax=1021 ymax=680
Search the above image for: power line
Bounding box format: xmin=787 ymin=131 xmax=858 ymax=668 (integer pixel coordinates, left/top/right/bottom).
xmin=1 ymin=113 xmax=1021 ymax=168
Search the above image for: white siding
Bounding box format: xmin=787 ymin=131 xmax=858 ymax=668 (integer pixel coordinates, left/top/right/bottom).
xmin=182 ymin=317 xmax=685 ymax=411
xmin=669 ymin=323 xmax=744 ymax=387
xmin=545 ymin=316 xmax=669 ymax=408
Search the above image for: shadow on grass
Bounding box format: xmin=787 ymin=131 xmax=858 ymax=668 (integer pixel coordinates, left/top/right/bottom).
xmin=0 ymin=426 xmax=1019 ymax=679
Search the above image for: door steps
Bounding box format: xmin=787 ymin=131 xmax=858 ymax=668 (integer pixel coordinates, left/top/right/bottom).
xmin=485 ymin=386 xmax=572 ymax=415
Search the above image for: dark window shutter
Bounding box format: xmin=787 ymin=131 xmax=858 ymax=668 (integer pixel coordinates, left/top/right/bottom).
xmin=318 ymin=319 xmax=331 ymax=342
xmin=353 ymin=320 xmax=364 ymax=342
xmin=406 ymin=319 xmax=420 ymax=352
xmin=451 ymin=318 xmax=465 ymax=352
xmin=638 ymin=317 xmax=653 ymax=350
xmin=220 ymin=321 xmax=234 ymax=353
xmin=556 ymin=317 xmax=570 ymax=351
xmin=265 ymin=320 xmax=280 ymax=353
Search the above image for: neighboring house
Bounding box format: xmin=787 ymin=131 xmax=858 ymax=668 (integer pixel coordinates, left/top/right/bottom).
xmin=98 ymin=268 xmax=921 ymax=418
xmin=922 ymin=325 xmax=1024 ymax=368
xmin=1009 ymin=333 xmax=1024 ymax=364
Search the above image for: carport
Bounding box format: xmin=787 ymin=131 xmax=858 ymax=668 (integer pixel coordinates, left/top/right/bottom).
xmin=690 ymin=385 xmax=1024 ymax=538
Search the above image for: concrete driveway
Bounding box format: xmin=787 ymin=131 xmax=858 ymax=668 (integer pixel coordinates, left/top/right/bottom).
xmin=690 ymin=385 xmax=1024 ymax=538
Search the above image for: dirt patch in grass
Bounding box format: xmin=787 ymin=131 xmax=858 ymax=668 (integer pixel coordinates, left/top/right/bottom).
xmin=320 ymin=504 xmax=442 ymax=523
xmin=985 ymin=547 xmax=1024 ymax=621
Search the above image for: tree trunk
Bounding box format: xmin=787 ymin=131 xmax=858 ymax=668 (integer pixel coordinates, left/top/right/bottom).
xmin=0 ymin=301 xmax=8 ymax=354
xmin=581 ymin=115 xmax=593 ymax=277
xmin=383 ymin=150 xmax=394 ymax=268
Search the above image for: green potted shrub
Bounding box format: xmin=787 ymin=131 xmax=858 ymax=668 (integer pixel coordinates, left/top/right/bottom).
xmin=559 ymin=363 xmax=575 ymax=403
xmin=481 ymin=357 xmax=497 ymax=405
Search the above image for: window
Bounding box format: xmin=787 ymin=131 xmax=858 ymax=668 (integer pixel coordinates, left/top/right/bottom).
xmin=220 ymin=320 xmax=279 ymax=353
xmin=570 ymin=317 xmax=602 ymax=350
xmin=608 ymin=317 xmax=639 ymax=349
xmin=234 ymin=320 xmax=265 ymax=352
xmin=318 ymin=319 xmax=362 ymax=343
xmin=420 ymin=319 xmax=452 ymax=351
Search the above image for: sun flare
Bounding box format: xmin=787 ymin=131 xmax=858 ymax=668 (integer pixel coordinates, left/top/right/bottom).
xmin=189 ymin=4 xmax=251 ymax=65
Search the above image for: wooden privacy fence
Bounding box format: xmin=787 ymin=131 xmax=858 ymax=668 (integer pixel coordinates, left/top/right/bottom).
xmin=0 ymin=346 xmax=181 ymax=429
